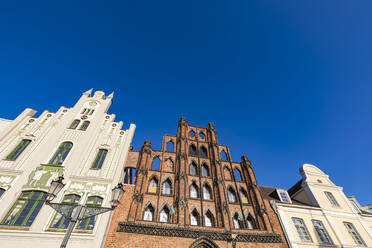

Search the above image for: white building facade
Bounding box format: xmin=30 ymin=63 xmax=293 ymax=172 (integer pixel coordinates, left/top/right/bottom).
xmin=0 ymin=89 xmax=135 ymax=248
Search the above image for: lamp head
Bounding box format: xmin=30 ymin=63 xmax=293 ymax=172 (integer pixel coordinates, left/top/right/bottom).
xmin=111 ymin=183 xmax=125 ymax=208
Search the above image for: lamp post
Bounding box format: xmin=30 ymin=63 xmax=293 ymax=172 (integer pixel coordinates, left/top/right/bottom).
xmin=46 ymin=176 xmax=125 ymax=248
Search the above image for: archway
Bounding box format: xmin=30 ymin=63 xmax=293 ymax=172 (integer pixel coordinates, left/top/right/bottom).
xmin=189 ymin=237 xmax=219 ymax=248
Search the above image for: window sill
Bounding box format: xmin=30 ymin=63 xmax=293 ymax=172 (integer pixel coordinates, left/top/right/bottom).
xmin=40 ymin=163 xmax=63 ymax=168
xmin=160 ymin=194 xmax=173 ymax=197
xmin=146 ymin=192 xmax=158 ymax=195
xmin=45 ymin=229 xmax=93 ymax=234
xmin=2 ymin=159 xmax=16 ymax=162
xmin=202 ymin=199 xmax=214 ymax=202
xmin=89 ymin=168 xmax=102 ymax=170
xmin=0 ymin=226 xmax=30 ymax=231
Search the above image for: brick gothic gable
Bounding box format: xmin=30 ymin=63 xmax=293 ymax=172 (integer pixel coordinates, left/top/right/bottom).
xmin=105 ymin=118 xmax=289 ymax=248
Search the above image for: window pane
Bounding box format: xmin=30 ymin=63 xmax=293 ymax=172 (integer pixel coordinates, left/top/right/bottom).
xmin=292 ymin=218 xmax=312 ymax=242
xmin=7 ymin=139 xmax=31 ymax=160
xmin=312 ymin=220 xmax=333 ymax=245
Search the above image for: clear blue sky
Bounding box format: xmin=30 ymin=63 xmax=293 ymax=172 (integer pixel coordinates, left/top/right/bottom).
xmin=0 ymin=1 xmax=371 ymax=205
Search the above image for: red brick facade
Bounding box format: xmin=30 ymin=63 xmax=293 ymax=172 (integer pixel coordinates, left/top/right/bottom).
xmin=104 ymin=118 xmax=288 ymax=248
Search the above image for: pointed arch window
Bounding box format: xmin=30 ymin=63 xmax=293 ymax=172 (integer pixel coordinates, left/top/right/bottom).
xmin=203 ymin=184 xmax=212 ymax=200
xmin=199 ymin=132 xmax=205 ymax=139
xmin=233 ymin=213 xmax=244 ymax=229
xmin=189 ymin=130 xmax=195 ymax=138
xmin=189 ymin=144 xmax=197 ymax=156
xmin=204 ymin=210 xmax=214 ymax=227
xmin=166 ymin=140 xmax=174 ymax=152
xmin=143 ymin=204 xmax=154 ymax=221
xmin=159 ymin=206 xmax=170 ymax=223
xmin=201 ymin=163 xmax=209 ymax=177
xmin=6 ymin=139 xmax=31 ymax=161
xmin=239 ymin=188 xmax=249 ymax=204
xmin=220 ymin=150 xmax=228 ymax=161
xmin=190 ymin=209 xmax=200 ymax=226
xmin=49 ymin=142 xmax=73 ymax=165
xmin=162 ymin=179 xmax=172 ymax=195
xmin=1 ymin=191 xmax=46 ymax=227
xmin=234 ymin=168 xmax=242 ymax=182
xmin=91 ymin=149 xmax=108 ymax=169
xmin=200 ymin=146 xmax=208 ymax=158
xmin=148 ymin=177 xmax=158 ymax=193
xmin=224 ymin=166 xmax=232 ymax=180
xmin=228 ymin=187 xmax=237 ymax=203
xmin=247 ymin=214 xmax=256 ymax=229
xmin=151 ymin=157 xmax=161 ymax=170
xmin=190 ymin=182 xmax=199 ymax=198
xmin=79 ymin=121 xmax=90 ymax=131
xmin=50 ymin=194 xmax=81 ymax=229
xmin=189 ymin=161 xmax=198 ymax=176
xmin=76 ymin=196 xmax=103 ymax=230
xmin=123 ymin=167 xmax=136 ymax=185
xmin=69 ymin=119 xmax=80 ymax=129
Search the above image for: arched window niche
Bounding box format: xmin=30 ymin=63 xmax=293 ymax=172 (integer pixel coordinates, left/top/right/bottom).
xmin=151 ymin=157 xmax=161 ymax=170
xmin=148 ymin=177 xmax=158 ymax=194
xmin=220 ymin=150 xmax=228 ymax=161
xmin=204 ymin=210 xmax=215 ymax=227
xmin=189 ymin=161 xmax=198 ymax=176
xmin=200 ymin=146 xmax=208 ymax=158
xmin=159 ymin=205 xmax=170 ymax=223
xmin=234 ymin=168 xmax=243 ymax=182
xmin=227 ymin=187 xmax=237 ymax=203
xmin=162 ymin=179 xmax=172 ymax=195
xmin=190 ymin=182 xmax=199 ymax=198
xmin=189 ymin=144 xmax=197 ymax=156
xmin=143 ymin=204 xmax=155 ymax=221
xmin=49 ymin=142 xmax=73 ymax=166
xmin=203 ymin=184 xmax=212 ymax=200
xmin=190 ymin=209 xmax=200 ymax=226
xmin=201 ymin=163 xmax=209 ymax=177
xmin=166 ymin=140 xmax=174 ymax=152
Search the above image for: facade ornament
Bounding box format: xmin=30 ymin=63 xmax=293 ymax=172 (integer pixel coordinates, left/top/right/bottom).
xmin=178 ymin=198 xmax=188 ymax=209
xmin=180 ymin=152 xmax=187 ymax=160
xmin=179 ymin=172 xmax=187 ymax=181
xmin=133 ymin=193 xmax=143 ymax=202
xmin=138 ymin=168 xmax=148 ymax=176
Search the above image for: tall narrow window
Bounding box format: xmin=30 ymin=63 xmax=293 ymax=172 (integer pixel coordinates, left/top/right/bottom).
xmin=324 ymin=192 xmax=340 ymax=207
xmin=1 ymin=191 xmax=46 ymax=227
xmin=344 ymin=222 xmax=367 ymax=247
xmin=69 ymin=119 xmax=80 ymax=129
xmin=228 ymin=187 xmax=237 ymax=203
xmin=204 ymin=210 xmax=214 ymax=227
xmin=50 ymin=194 xmax=81 ymax=229
xmin=201 ymin=163 xmax=209 ymax=177
xmin=49 ymin=142 xmax=73 ymax=165
xmin=189 ymin=161 xmax=198 ymax=175
xmin=162 ymin=179 xmax=172 ymax=195
xmin=0 ymin=188 xmax=5 ymax=198
xmin=123 ymin=167 xmax=136 ymax=185
xmin=166 ymin=141 xmax=174 ymax=152
xmin=232 ymin=213 xmax=244 ymax=229
xmin=220 ymin=150 xmax=228 ymax=161
xmin=190 ymin=183 xmax=199 ymax=198
xmin=234 ymin=168 xmax=242 ymax=182
xmin=189 ymin=144 xmax=197 ymax=156
xmin=159 ymin=206 xmax=170 ymax=223
xmin=247 ymin=214 xmax=256 ymax=229
xmin=76 ymin=196 xmax=103 ymax=230
xmin=91 ymin=149 xmax=108 ymax=169
xmin=224 ymin=166 xmax=232 ymax=180
xmin=312 ymin=220 xmax=334 ymax=245
xmin=148 ymin=177 xmax=158 ymax=193
xmin=203 ymin=184 xmax=212 ymax=200
xmin=200 ymin=146 xmax=208 ymax=158
xmin=79 ymin=121 xmax=90 ymax=131
xmin=189 ymin=130 xmax=195 ymax=138
xmin=240 ymin=188 xmax=249 ymax=204
xmin=292 ymin=217 xmax=312 ymax=242
xmin=190 ymin=209 xmax=200 ymax=226
xmin=6 ymin=139 xmax=31 ymax=161
xmin=143 ymin=204 xmax=154 ymax=221
xmin=152 ymin=157 xmax=160 ymax=170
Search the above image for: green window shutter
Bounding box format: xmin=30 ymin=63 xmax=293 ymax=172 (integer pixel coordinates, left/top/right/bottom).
xmin=91 ymin=149 xmax=108 ymax=169
xmin=6 ymin=139 xmax=31 ymax=161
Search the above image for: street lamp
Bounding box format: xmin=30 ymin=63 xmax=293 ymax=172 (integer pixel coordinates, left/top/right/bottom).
xmin=46 ymin=176 xmax=125 ymax=248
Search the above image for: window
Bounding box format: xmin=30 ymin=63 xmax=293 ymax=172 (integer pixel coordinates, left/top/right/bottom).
xmin=228 ymin=187 xmax=237 ymax=203
xmin=189 ymin=161 xmax=198 ymax=175
xmin=148 ymin=177 xmax=158 ymax=193
xmin=143 ymin=205 xmax=154 ymax=221
xmin=6 ymin=139 xmax=31 ymax=161
xmin=1 ymin=191 xmax=46 ymax=227
xmin=0 ymin=188 xmax=5 ymax=198
xmin=200 ymin=146 xmax=208 ymax=158
xmin=239 ymin=188 xmax=249 ymax=204
xmin=91 ymin=149 xmax=108 ymax=169
xmin=343 ymin=222 xmax=366 ymax=247
xmin=247 ymin=214 xmax=256 ymax=229
xmin=220 ymin=150 xmax=227 ymax=161
xmin=152 ymin=157 xmax=160 ymax=170
xmin=50 ymin=194 xmax=81 ymax=229
xmin=190 ymin=209 xmax=200 ymax=226
xmin=203 ymin=184 xmax=212 ymax=200
xmin=199 ymin=132 xmax=205 ymax=139
xmin=69 ymin=119 xmax=80 ymax=129
xmin=76 ymin=196 xmax=103 ymax=230
xmin=166 ymin=141 xmax=174 ymax=152
xmin=224 ymin=166 xmax=232 ymax=180
xmin=79 ymin=121 xmax=90 ymax=131
xmin=234 ymin=168 xmax=242 ymax=182
xmin=189 ymin=130 xmax=195 ymax=138
xmin=232 ymin=213 xmax=244 ymax=229
xmin=189 ymin=144 xmax=197 ymax=156
xmin=204 ymin=210 xmax=214 ymax=227
xmin=278 ymin=190 xmax=291 ymax=203
xmin=81 ymin=108 xmax=87 ymax=114
xmin=190 ymin=183 xmax=199 ymax=198
xmin=162 ymin=179 xmax=172 ymax=195
xmin=123 ymin=167 xmax=136 ymax=185
xmin=292 ymin=217 xmax=312 ymax=242
xmin=201 ymin=163 xmax=209 ymax=177
xmin=159 ymin=206 xmax=170 ymax=223
xmin=49 ymin=142 xmax=73 ymax=165
xmin=312 ymin=220 xmax=333 ymax=245
xmin=324 ymin=191 xmax=340 ymax=207
xmin=88 ymin=109 xmax=94 ymax=115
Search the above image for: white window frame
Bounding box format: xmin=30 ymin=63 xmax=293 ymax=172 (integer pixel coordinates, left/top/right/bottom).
xmin=277 ymin=189 xmax=291 ymax=203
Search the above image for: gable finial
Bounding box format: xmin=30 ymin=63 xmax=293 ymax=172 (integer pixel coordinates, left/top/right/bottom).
xmin=83 ymin=88 xmax=93 ymax=96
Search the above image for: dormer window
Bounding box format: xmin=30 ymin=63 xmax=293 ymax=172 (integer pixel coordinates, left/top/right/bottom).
xmin=277 ymin=189 xmax=291 ymax=203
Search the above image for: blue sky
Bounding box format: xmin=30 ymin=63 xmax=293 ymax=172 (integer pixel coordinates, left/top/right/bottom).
xmin=0 ymin=1 xmax=371 ymax=205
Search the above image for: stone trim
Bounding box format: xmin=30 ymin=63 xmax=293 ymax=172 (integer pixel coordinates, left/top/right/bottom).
xmin=117 ymin=222 xmax=282 ymax=243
